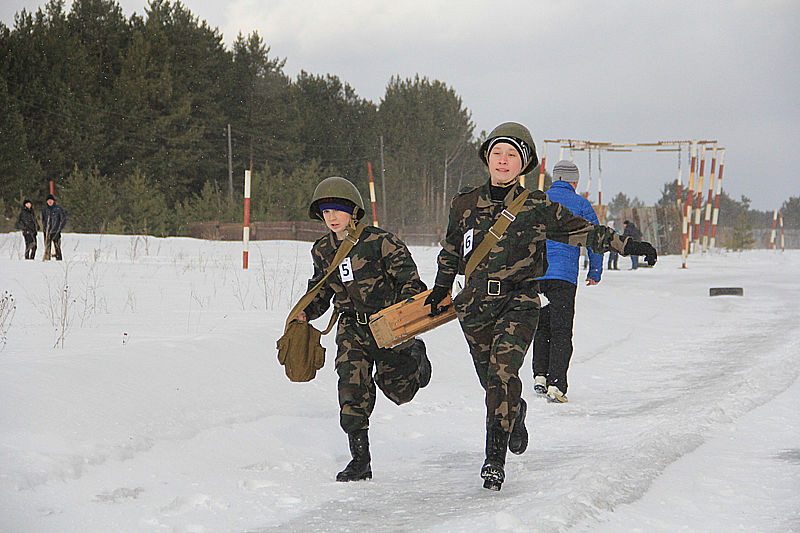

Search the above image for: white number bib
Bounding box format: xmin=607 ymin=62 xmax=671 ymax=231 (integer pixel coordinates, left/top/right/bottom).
xmin=339 ymin=257 xmax=354 ymax=282
xmin=463 ymin=228 xmax=474 ymax=257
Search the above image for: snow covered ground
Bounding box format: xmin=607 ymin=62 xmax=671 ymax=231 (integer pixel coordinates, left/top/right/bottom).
xmin=0 ymin=232 xmax=798 ymax=533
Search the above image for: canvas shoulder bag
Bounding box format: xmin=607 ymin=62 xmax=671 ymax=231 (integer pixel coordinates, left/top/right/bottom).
xmin=276 ymin=222 xmax=365 ymax=382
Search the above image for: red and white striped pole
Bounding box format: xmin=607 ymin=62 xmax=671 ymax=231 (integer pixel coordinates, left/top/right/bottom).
xmin=367 ymin=162 xmax=379 ymax=227
xmin=692 ymin=144 xmax=706 ymax=252
xmin=770 ymin=209 xmax=778 ymax=249
xmin=681 ymin=141 xmax=697 ymax=267
xmin=597 ymin=149 xmax=603 ymax=207
xmin=780 ymin=211 xmax=785 ymax=251
xmin=243 ymin=170 xmax=251 ymax=269
xmin=537 ymin=144 xmax=547 ymax=191
xmin=702 ymin=146 xmax=717 ymax=251
xmin=676 ymin=144 xmax=683 ymax=212
xmin=709 ymin=148 xmax=725 ymax=250
xmin=583 ymin=148 xmax=592 ymax=199
xmin=586 ymin=148 xmax=592 ymax=200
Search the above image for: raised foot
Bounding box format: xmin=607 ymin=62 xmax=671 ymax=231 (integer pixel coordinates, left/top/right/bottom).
xmin=336 ymin=469 xmax=372 ymax=482
xmin=483 ymin=478 xmax=502 ymax=491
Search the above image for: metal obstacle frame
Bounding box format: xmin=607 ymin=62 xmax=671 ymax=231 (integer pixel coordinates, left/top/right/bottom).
xmin=535 ymin=139 xmax=726 ymax=268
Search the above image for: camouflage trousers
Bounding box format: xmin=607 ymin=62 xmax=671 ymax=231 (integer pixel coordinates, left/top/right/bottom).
xmin=335 ymin=314 xmax=422 ymax=434
xmin=453 ymin=282 xmax=541 ymax=433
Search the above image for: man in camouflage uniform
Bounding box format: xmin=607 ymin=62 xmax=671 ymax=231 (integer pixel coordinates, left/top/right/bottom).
xmin=426 ymin=122 xmax=657 ymax=491
xmin=297 ymin=176 xmax=431 ymax=482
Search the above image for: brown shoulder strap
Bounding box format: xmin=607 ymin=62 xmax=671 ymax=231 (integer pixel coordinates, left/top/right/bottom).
xmin=284 ymin=222 xmax=366 ymax=331
xmin=464 ymin=189 xmax=530 ymax=281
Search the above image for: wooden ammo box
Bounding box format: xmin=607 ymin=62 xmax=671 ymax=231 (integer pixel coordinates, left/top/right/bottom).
xmin=369 ymin=288 xmax=457 ymax=349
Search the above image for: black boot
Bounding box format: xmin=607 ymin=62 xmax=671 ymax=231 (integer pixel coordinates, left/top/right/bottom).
xmin=508 ymin=398 xmax=528 ymax=455
xmin=411 ymin=339 xmax=431 ymax=388
xmin=336 ymin=429 xmax=372 ymax=482
xmin=481 ymin=425 xmax=509 ymax=491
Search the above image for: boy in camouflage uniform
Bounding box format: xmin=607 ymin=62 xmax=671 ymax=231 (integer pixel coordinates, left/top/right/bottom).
xmin=426 ymin=122 xmax=657 ymax=491
xmin=296 ymin=176 xmax=432 ymax=482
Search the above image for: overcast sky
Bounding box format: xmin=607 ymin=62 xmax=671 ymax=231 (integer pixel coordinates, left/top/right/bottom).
xmin=3 ymin=0 xmax=799 ymax=211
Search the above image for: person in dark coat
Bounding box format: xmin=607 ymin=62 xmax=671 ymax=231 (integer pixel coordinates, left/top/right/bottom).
xmin=606 ymin=221 xmax=620 ymax=270
xmin=622 ymin=220 xmax=643 ymax=269
xmin=41 ymin=194 xmax=67 ymax=261
xmin=14 ymin=199 xmax=39 ymax=260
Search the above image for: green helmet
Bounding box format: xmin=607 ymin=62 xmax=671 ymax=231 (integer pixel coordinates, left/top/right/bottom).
xmin=308 ymin=176 xmax=366 ymax=221
xmin=479 ymin=121 xmax=539 ymax=175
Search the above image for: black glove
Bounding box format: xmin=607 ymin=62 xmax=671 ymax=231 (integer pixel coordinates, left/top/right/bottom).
xmin=424 ymin=285 xmax=450 ymax=317
xmin=623 ymin=239 xmax=658 ymax=266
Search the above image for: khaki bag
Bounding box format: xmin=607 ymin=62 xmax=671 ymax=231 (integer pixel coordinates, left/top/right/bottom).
xmin=276 ymin=318 xmax=332 ymax=382
xmin=276 ymin=222 xmax=365 ymax=382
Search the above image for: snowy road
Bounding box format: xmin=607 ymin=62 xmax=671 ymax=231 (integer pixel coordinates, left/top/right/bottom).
xmin=0 ymin=234 xmax=798 ymax=532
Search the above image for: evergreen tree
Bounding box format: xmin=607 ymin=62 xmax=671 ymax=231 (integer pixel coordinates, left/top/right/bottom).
xmin=59 ymin=165 xmax=115 ymax=233
xmin=228 ymin=31 xmax=296 ymax=190
xmin=259 ymin=158 xmax=328 ymax=221
xmin=0 ymin=76 xmax=43 ymax=205
xmin=292 ymin=71 xmax=378 ymax=191
xmin=607 ymin=192 xmax=631 ymax=220
xmin=378 ymin=75 xmax=475 ymax=227
xmin=175 ymin=180 xmax=238 ymax=232
xmin=724 ymin=196 xmax=756 ymax=251
xmin=781 ymin=196 xmax=800 ymax=229
xmin=120 ymin=168 xmax=170 ymax=235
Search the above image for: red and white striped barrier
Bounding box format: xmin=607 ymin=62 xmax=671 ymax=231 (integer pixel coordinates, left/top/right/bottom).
xmin=780 ymin=211 xmax=785 ymax=251
xmin=537 ymin=150 xmax=547 ymax=191
xmin=243 ymin=170 xmax=251 ymax=269
xmin=692 ymin=144 xmax=706 ymax=252
xmin=709 ymin=148 xmax=725 ymax=250
xmin=682 ymin=142 xmax=697 ymax=268
xmin=702 ymin=147 xmax=717 ymax=251
xmin=770 ymin=209 xmax=778 ymax=249
xmin=367 ymin=162 xmax=379 ymax=227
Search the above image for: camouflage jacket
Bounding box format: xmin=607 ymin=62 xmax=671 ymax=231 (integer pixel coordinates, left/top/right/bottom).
xmin=434 ymin=180 xmax=629 ymax=289
xmin=304 ymin=226 xmax=427 ymax=321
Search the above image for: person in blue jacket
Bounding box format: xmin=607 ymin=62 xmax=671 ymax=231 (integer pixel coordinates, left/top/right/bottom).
xmin=532 ymin=160 xmax=602 ymax=403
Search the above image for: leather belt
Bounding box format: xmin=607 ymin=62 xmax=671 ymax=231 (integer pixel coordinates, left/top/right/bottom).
xmin=468 ymin=277 xmax=536 ymax=296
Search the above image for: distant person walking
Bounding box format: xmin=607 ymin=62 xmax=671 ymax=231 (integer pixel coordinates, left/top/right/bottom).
xmin=41 ymin=194 xmax=67 ymax=261
xmin=532 ymin=160 xmax=603 ymax=403
xmin=623 ymin=220 xmax=643 ymax=269
xmin=14 ymin=199 xmax=39 ymax=260
xmin=606 ymin=221 xmax=619 ymax=270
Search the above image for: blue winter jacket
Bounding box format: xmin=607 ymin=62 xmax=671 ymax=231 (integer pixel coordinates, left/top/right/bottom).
xmin=537 ymin=180 xmax=603 ymax=284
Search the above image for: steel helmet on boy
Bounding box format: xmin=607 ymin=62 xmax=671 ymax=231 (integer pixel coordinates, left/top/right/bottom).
xmin=308 ymin=176 xmax=366 ymax=221
xmin=479 ymin=122 xmax=539 ymax=175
